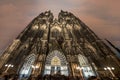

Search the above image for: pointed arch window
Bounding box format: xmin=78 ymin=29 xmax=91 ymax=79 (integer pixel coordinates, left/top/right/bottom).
xmin=51 ymin=29 xmax=60 ymax=38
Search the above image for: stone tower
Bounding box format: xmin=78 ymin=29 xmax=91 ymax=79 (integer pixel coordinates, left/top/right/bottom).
xmin=0 ymin=11 xmax=120 ymax=79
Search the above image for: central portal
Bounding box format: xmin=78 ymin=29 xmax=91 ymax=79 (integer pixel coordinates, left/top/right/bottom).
xmin=44 ymin=50 xmax=68 ymax=76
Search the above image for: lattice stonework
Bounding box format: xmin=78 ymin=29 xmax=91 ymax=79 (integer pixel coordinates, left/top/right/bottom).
xmin=0 ymin=11 xmax=120 ymax=78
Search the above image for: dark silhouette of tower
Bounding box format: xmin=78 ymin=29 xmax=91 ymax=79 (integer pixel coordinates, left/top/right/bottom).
xmin=106 ymin=39 xmax=120 ymax=55
xmin=0 ymin=11 xmax=120 ymax=79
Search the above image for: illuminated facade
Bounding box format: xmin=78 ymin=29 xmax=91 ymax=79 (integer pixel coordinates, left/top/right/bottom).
xmin=0 ymin=11 xmax=120 ymax=79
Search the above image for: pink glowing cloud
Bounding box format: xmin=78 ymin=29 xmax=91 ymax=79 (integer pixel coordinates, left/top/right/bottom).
xmin=0 ymin=0 xmax=120 ymax=54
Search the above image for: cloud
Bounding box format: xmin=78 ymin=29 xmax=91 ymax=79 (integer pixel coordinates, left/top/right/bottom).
xmin=0 ymin=0 xmax=120 ymax=52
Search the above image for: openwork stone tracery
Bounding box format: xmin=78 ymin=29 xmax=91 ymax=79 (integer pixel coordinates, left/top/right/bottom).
xmin=0 ymin=11 xmax=120 ymax=79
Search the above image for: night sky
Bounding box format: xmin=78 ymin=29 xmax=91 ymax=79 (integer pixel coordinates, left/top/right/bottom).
xmin=0 ymin=0 xmax=120 ymax=54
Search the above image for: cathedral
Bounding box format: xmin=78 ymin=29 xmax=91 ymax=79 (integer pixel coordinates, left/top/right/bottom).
xmin=0 ymin=11 xmax=120 ymax=79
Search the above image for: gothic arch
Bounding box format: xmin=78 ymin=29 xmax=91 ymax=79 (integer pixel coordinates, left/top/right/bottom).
xmin=78 ymin=54 xmax=95 ymax=78
xmin=19 ymin=53 xmax=36 ymax=78
xmin=46 ymin=50 xmax=67 ymax=65
xmin=51 ymin=26 xmax=62 ymax=32
xmin=44 ymin=50 xmax=68 ymax=75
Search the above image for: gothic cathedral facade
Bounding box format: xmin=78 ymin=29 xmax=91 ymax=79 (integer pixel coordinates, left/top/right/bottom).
xmin=0 ymin=11 xmax=120 ymax=79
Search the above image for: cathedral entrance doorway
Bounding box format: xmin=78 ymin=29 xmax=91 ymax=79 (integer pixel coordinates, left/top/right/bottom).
xmin=78 ymin=54 xmax=95 ymax=79
xmin=18 ymin=54 xmax=36 ymax=78
xmin=44 ymin=50 xmax=68 ymax=76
